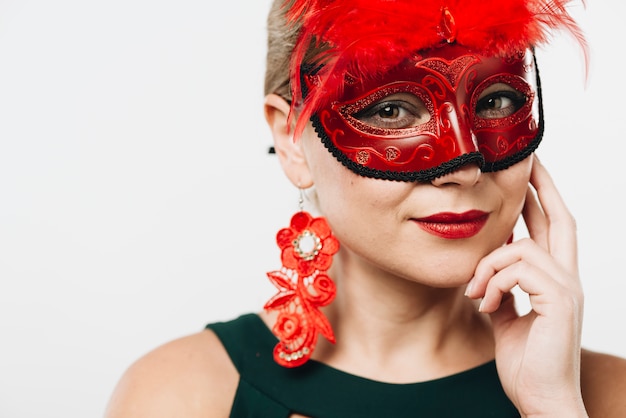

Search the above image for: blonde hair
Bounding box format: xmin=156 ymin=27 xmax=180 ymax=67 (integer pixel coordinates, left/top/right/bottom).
xmin=264 ymin=0 xmax=299 ymax=101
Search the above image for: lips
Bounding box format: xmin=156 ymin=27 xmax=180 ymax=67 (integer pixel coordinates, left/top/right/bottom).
xmin=413 ymin=210 xmax=489 ymax=239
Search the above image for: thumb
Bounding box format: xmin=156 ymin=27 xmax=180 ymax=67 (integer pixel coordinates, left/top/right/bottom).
xmin=489 ymin=292 xmax=519 ymax=336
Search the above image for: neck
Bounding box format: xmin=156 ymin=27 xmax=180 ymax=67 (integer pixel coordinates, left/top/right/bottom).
xmin=313 ymin=250 xmax=495 ymax=383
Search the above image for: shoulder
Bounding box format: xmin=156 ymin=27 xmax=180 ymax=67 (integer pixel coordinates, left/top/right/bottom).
xmin=580 ymin=348 xmax=626 ymax=417
xmin=104 ymin=328 xmax=238 ymax=418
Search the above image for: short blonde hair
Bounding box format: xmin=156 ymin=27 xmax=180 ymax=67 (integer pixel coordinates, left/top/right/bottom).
xmin=264 ymin=0 xmax=299 ymax=101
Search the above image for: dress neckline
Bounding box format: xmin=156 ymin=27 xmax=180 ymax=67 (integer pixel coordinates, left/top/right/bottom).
xmin=207 ymin=313 xmax=519 ymax=417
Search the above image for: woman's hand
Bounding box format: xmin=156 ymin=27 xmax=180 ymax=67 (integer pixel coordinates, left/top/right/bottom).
xmin=465 ymin=157 xmax=588 ymax=417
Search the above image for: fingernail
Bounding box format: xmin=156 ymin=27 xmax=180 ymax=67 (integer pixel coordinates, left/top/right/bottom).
xmin=464 ymin=279 xmax=475 ymax=296
xmin=478 ymin=299 xmax=486 ymax=313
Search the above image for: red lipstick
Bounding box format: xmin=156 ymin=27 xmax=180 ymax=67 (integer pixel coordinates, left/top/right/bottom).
xmin=413 ymin=210 xmax=489 ymax=239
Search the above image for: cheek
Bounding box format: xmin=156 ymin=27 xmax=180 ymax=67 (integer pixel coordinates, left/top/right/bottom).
xmin=316 ymin=171 xmax=410 ymax=226
xmin=301 ymin=126 xmax=411 ymax=216
xmin=497 ymin=156 xmax=533 ymax=214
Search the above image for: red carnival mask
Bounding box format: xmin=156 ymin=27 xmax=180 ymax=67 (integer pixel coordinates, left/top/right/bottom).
xmin=285 ymin=0 xmax=586 ymax=181
xmin=310 ymin=45 xmax=541 ymax=181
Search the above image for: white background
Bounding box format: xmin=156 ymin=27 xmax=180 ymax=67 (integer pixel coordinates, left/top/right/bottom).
xmin=1 ymin=1 xmax=624 ymax=417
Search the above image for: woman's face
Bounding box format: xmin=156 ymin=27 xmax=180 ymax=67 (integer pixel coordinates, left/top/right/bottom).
xmin=299 ymin=127 xmax=532 ymax=287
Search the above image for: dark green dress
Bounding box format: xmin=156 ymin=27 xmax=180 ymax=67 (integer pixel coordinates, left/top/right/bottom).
xmin=206 ymin=314 xmax=520 ymax=418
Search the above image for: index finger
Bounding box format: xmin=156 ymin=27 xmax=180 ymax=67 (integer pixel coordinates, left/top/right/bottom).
xmin=529 ymin=157 xmax=578 ymax=274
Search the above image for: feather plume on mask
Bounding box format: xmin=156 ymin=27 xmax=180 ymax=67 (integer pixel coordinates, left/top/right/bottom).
xmin=282 ymin=0 xmax=587 ymax=139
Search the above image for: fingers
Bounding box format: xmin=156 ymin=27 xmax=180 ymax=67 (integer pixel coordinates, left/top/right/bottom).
xmin=521 ymin=187 xmax=548 ymax=250
xmin=466 ymin=239 xmax=583 ymax=322
xmin=527 ymin=157 xmax=578 ymax=273
xmin=487 ymin=291 xmax=518 ymax=329
xmin=474 ymin=251 xmax=570 ymax=316
xmin=467 ymin=238 xmax=575 ymax=297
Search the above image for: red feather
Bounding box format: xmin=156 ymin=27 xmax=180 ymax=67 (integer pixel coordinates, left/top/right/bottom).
xmin=283 ymin=0 xmax=587 ymax=138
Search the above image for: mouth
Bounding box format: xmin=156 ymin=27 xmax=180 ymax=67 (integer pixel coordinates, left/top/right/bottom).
xmin=412 ymin=210 xmax=489 ymax=239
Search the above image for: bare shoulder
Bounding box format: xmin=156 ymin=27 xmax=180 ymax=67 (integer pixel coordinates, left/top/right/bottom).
xmin=104 ymin=329 xmax=238 ymax=418
xmin=580 ymin=348 xmax=626 ymax=417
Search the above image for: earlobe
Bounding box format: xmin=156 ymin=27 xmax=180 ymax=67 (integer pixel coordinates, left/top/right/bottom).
xmin=264 ymin=93 xmax=314 ymax=188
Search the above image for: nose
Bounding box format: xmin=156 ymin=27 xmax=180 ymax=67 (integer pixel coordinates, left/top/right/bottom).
xmin=430 ymin=162 xmax=482 ymax=187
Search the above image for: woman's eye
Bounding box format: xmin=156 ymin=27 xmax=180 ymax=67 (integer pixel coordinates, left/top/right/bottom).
xmin=476 ymin=87 xmax=527 ymax=119
xmin=353 ymin=94 xmax=430 ymax=129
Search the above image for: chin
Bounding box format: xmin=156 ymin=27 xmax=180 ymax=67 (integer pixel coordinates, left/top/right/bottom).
xmin=390 ymin=260 xmax=477 ymax=289
xmin=414 ymin=253 xmax=484 ymax=288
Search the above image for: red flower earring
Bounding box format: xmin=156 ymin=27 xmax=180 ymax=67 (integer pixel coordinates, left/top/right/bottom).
xmin=264 ymin=192 xmax=339 ymax=367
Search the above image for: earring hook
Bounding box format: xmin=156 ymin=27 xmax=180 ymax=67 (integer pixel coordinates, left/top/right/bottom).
xmin=298 ymin=187 xmax=305 ymax=212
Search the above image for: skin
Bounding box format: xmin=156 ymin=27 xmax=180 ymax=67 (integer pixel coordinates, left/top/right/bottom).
xmin=104 ymin=94 xmax=626 ymax=418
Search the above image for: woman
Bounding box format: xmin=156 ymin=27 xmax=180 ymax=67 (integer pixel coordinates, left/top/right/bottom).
xmin=105 ymin=0 xmax=626 ymax=416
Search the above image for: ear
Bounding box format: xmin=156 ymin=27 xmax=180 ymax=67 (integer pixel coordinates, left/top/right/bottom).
xmin=264 ymin=94 xmax=314 ymax=188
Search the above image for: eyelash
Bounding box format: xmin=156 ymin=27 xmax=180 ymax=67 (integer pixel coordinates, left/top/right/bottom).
xmin=476 ymin=91 xmax=527 ymax=119
xmin=353 ymin=99 xmax=427 ymax=129
xmin=360 ymin=100 xmax=403 ymax=116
